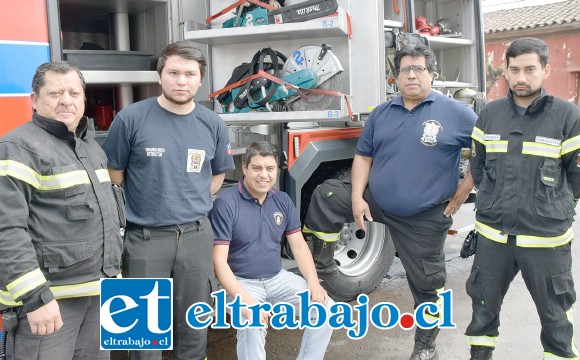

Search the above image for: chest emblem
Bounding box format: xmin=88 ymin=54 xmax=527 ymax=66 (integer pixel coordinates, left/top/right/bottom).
xmin=273 ymin=212 xmax=283 ymax=226
xmin=421 ymin=120 xmax=442 ymax=146
xmin=187 ymin=149 xmax=206 ymax=173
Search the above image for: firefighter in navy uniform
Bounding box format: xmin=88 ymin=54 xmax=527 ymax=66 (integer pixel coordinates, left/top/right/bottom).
xmin=465 ymin=38 xmax=580 ymax=360
xmin=0 ymin=62 xmax=123 ymax=360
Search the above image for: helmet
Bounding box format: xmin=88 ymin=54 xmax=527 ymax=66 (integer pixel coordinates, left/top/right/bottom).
xmin=453 ymin=88 xmax=477 ymax=104
xmin=432 ymin=18 xmax=452 ymax=35
xmin=415 ymin=16 xmax=431 ymax=33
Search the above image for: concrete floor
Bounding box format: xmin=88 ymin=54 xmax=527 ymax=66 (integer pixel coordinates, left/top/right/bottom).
xmin=112 ymin=205 xmax=580 ymax=359
xmin=205 ymin=205 xmax=580 ymax=360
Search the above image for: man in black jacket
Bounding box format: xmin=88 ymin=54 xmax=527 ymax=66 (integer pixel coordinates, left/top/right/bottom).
xmin=466 ymin=37 xmax=580 ymax=360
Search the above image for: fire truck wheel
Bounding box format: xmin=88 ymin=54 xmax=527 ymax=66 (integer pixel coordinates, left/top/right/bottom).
xmin=322 ymin=220 xmax=395 ymax=302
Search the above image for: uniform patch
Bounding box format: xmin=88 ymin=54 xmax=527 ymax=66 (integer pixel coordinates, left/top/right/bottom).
xmin=273 ymin=212 xmax=283 ymax=226
xmin=226 ymin=143 xmax=232 ymax=155
xmin=187 ymin=149 xmax=206 ymax=173
xmin=535 ymin=136 xmax=561 ymax=147
xmin=484 ymin=134 xmax=501 ymax=141
xmin=421 ymin=120 xmax=442 ymax=146
xmin=145 ymin=147 xmax=165 ymax=157
xmin=576 ymin=153 xmax=580 ymax=167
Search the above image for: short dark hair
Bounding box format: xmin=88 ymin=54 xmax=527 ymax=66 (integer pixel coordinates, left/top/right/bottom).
xmin=32 ymin=61 xmax=85 ymax=95
xmin=243 ymin=141 xmax=279 ymax=166
xmin=157 ymin=40 xmax=207 ymax=79
xmin=506 ymin=37 xmax=548 ymax=68
xmin=394 ymin=44 xmax=437 ymax=73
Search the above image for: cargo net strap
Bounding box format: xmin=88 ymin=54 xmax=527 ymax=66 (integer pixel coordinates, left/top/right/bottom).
xmin=209 ymin=69 xmax=353 ymax=121
xmin=206 ymin=0 xmax=277 ymax=24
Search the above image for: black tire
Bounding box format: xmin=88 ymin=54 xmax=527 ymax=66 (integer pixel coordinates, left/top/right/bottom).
xmin=323 ymin=220 xmax=396 ymax=302
xmin=301 ymin=167 xmax=396 ymax=302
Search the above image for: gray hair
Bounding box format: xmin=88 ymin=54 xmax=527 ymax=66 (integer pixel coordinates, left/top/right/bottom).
xmin=32 ymin=61 xmax=86 ymax=94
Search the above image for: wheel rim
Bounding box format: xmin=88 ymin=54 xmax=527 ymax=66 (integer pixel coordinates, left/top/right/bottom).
xmin=334 ymin=221 xmax=385 ymax=277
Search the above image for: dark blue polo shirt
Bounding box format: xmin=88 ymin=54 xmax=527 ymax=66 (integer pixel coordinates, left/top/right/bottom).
xmin=357 ymin=90 xmax=476 ymax=217
xmin=209 ymin=180 xmax=301 ymax=279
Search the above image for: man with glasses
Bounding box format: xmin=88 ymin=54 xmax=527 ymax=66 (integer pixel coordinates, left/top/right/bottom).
xmin=303 ymin=44 xmax=477 ymax=360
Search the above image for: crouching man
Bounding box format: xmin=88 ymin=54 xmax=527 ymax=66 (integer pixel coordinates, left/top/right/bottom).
xmin=209 ymin=141 xmax=334 ymax=360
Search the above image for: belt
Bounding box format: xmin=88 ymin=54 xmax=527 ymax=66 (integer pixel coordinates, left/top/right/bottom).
xmin=125 ymin=219 xmax=203 ymax=231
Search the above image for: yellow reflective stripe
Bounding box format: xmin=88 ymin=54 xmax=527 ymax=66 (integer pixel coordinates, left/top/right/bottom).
xmin=40 ymin=170 xmax=91 ymax=190
xmin=0 ymin=159 xmax=42 ymax=188
xmin=475 ymin=221 xmax=508 ymax=243
xmin=516 ymin=227 xmax=573 ymax=248
xmin=0 ymin=280 xmax=102 ymax=306
xmin=0 ymin=160 xmax=105 ymax=190
xmin=0 ymin=289 xmax=22 ymax=306
xmin=472 ymin=127 xmax=485 ymax=145
xmin=543 ymin=352 xmax=579 ymax=360
xmin=423 ymin=287 xmax=445 ymax=321
xmin=561 ymin=135 xmax=580 ymax=156
xmin=486 ymin=140 xmax=508 ymax=153
xmin=302 ymin=225 xmax=339 ymax=242
xmin=95 ymin=169 xmax=111 ymax=183
xmin=6 ymin=268 xmax=46 ymax=300
xmin=522 ymin=142 xmax=561 ymax=158
xmin=51 ymin=280 xmax=100 ymax=299
xmin=465 ymin=335 xmax=497 ymax=347
xmin=567 ymin=308 xmax=580 ymax=358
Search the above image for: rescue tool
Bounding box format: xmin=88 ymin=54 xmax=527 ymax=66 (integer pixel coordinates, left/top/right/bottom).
xmin=210 ymin=0 xmax=339 ymax=28
xmin=212 ymin=44 xmax=346 ymax=114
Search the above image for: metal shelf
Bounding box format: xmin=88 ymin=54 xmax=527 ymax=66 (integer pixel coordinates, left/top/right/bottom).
xmin=424 ymin=36 xmax=473 ymax=51
xmin=218 ymin=97 xmax=352 ymax=124
xmin=432 ymin=80 xmax=474 ymax=88
xmin=185 ymin=8 xmax=349 ymax=46
xmin=81 ymin=71 xmax=158 ymax=84
xmin=383 ymin=20 xmax=403 ymax=28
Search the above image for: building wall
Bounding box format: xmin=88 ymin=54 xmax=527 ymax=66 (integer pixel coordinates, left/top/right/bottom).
xmin=0 ymin=0 xmax=50 ymax=136
xmin=485 ymin=32 xmax=580 ymax=104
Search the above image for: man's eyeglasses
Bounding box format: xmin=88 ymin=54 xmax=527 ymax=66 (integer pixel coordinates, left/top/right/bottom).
xmin=399 ymin=66 xmax=428 ymax=74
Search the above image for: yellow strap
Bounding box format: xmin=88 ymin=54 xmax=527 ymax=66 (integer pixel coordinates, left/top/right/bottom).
xmin=302 ymin=225 xmax=340 ymax=242
xmin=465 ymin=335 xmax=498 ymax=347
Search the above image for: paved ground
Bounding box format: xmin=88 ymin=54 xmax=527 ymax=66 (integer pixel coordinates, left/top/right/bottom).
xmin=112 ymin=204 xmax=580 ymax=359
xmin=205 ymin=204 xmax=580 ymax=360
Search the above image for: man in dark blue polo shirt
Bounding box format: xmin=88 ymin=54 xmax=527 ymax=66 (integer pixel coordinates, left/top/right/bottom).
xmin=209 ymin=141 xmax=333 ymax=360
xmin=303 ymin=44 xmax=477 ymax=360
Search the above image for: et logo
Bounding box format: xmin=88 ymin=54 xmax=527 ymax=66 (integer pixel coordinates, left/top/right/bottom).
xmin=100 ymin=278 xmax=173 ymax=350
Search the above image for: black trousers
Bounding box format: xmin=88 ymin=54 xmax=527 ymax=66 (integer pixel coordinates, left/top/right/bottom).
xmin=123 ymin=218 xmax=215 ymax=360
xmin=304 ymin=179 xmax=453 ymax=308
xmin=465 ymin=234 xmax=577 ymax=357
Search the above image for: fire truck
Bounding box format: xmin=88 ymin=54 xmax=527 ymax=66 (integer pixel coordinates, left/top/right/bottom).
xmin=0 ymin=0 xmax=485 ymax=302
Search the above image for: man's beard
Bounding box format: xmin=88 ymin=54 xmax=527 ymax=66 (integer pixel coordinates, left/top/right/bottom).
xmin=162 ymin=89 xmax=194 ymax=105
xmin=511 ymin=84 xmax=541 ymax=99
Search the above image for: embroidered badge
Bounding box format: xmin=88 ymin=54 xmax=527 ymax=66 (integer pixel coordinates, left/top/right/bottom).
xmin=273 ymin=212 xmax=283 ymax=226
xmin=420 ymin=120 xmax=442 ymax=146
xmin=187 ymin=149 xmax=206 ymax=173
xmin=484 ymin=134 xmax=501 ymax=141
xmin=535 ymin=136 xmax=561 ymax=147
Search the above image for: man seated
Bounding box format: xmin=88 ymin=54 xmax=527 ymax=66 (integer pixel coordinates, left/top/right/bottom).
xmin=209 ymin=141 xmax=334 ymax=360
